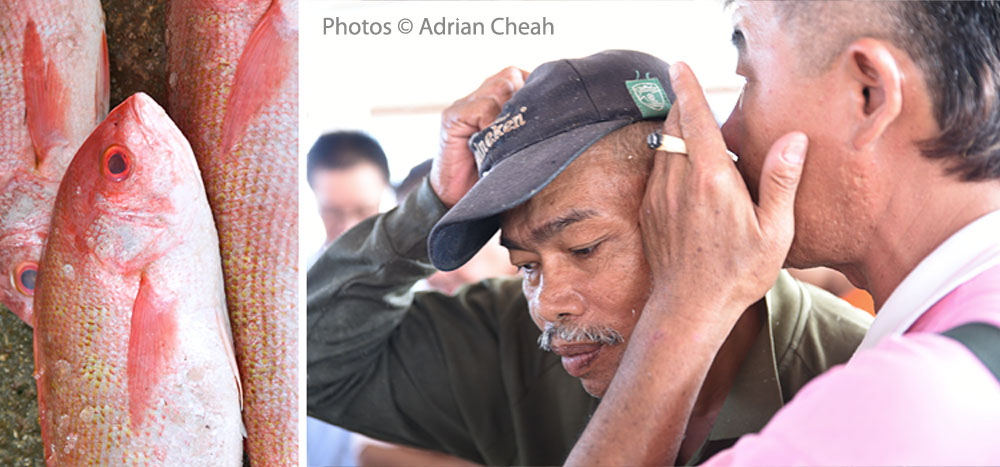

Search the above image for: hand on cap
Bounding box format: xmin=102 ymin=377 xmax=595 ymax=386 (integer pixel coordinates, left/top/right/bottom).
xmin=639 ymin=61 xmax=808 ymax=321
xmin=431 ymin=67 xmax=529 ymax=208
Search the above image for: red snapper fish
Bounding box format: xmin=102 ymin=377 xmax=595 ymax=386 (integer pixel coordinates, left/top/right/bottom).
xmin=33 ymin=93 xmax=243 ymax=465
xmin=166 ymin=0 xmax=298 ymax=464
xmin=0 ymin=0 xmax=109 ymax=325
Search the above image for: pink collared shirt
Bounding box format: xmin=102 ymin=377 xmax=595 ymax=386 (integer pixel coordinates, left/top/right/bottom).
xmin=705 ymin=211 xmax=1000 ymax=465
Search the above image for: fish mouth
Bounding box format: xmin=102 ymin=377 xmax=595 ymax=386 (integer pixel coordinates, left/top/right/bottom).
xmin=550 ymin=342 xmax=604 ymax=378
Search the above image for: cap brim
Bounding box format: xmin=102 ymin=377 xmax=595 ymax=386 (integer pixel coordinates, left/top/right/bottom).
xmin=428 ymin=119 xmax=631 ymax=271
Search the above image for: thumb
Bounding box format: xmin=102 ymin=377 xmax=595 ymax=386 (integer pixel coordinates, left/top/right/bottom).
xmin=756 ymin=132 xmax=808 ymax=240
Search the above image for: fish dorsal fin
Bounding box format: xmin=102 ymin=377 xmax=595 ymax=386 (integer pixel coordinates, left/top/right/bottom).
xmin=127 ymin=273 xmax=178 ymax=428
xmin=22 ymin=19 xmax=71 ymax=171
xmin=220 ymin=0 xmax=295 ymax=155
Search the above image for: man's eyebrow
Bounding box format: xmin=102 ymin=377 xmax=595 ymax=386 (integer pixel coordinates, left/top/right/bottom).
xmin=499 ymin=236 xmax=525 ymax=251
xmin=499 ymin=209 xmax=600 ymax=251
xmin=530 ymin=209 xmax=598 ymax=244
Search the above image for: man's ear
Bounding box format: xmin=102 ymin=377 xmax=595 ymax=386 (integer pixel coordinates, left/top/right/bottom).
xmin=842 ymin=38 xmax=903 ymax=150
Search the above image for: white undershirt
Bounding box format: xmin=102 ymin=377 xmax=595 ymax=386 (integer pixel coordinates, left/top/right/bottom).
xmin=853 ymin=209 xmax=1000 ymax=356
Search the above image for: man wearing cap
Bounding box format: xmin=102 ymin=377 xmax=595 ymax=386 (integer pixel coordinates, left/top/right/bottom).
xmin=565 ymin=2 xmax=1000 ymax=466
xmin=307 ymin=50 xmax=872 ymax=465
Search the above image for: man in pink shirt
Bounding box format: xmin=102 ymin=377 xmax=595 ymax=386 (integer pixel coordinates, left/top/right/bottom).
xmin=567 ymin=2 xmax=1000 ymax=464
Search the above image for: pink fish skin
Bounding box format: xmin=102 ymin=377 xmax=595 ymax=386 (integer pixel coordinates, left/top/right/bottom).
xmin=167 ymin=1 xmax=298 ymax=464
xmin=0 ymin=0 xmax=109 ymax=325
xmin=33 ymin=93 xmax=242 ymax=465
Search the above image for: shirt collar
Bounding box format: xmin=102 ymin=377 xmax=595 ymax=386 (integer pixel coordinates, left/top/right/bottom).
xmin=854 ymin=209 xmax=1000 ymax=355
xmin=703 ymin=271 xmax=797 ymax=442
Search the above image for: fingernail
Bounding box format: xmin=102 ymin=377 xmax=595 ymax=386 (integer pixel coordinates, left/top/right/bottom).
xmin=669 ymin=63 xmax=681 ymax=81
xmin=782 ymin=134 xmax=807 ymax=165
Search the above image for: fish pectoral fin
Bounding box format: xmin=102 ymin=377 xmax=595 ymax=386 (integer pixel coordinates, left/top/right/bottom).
xmin=97 ymin=30 xmax=110 ymax=121
xmin=22 ymin=19 xmax=71 ymax=171
xmin=215 ymin=302 xmax=244 ymax=412
xmin=126 ymin=273 xmax=178 ymax=428
xmin=220 ymin=0 xmax=296 ymax=154
xmin=214 ymin=302 xmax=245 ymax=438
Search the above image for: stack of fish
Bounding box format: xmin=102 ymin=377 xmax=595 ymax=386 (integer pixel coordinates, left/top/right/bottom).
xmin=0 ymin=0 xmax=298 ymax=464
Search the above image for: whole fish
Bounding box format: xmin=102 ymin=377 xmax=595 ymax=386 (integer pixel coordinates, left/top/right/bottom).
xmin=0 ymin=0 xmax=109 ymax=326
xmin=33 ymin=93 xmax=243 ymax=465
xmin=166 ymin=0 xmax=298 ymax=464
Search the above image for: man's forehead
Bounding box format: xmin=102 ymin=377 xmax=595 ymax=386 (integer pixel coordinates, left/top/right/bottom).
xmin=725 ymin=0 xmax=747 ymax=20
xmin=727 ymin=0 xmax=770 ymax=33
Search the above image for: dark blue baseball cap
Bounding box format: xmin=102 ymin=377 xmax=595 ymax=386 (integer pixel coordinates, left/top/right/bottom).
xmin=428 ymin=50 xmax=675 ymax=271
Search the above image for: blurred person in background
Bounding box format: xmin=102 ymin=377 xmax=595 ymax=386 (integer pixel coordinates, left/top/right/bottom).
xmin=306 ymin=134 xmax=475 ymax=467
xmin=307 ymin=131 xmax=391 ymax=260
xmin=305 ymin=131 xmax=390 ymax=466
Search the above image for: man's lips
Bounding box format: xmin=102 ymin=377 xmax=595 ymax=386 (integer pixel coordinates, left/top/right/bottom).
xmin=551 ymin=342 xmax=603 ymax=378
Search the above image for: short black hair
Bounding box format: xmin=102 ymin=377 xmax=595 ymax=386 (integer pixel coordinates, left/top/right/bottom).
xmin=776 ymin=1 xmax=1000 ymax=181
xmin=306 ymin=131 xmax=390 ymax=187
xmin=893 ymin=2 xmax=1000 ymax=181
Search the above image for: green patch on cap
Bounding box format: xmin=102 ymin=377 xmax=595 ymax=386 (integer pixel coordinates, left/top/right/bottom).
xmin=626 ymin=73 xmax=671 ymax=118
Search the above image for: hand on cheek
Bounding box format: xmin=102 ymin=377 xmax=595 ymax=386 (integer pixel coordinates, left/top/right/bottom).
xmin=639 ymin=61 xmax=809 ymax=331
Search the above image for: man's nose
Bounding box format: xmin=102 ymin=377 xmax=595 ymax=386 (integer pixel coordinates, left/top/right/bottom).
xmin=531 ymin=267 xmax=585 ymax=324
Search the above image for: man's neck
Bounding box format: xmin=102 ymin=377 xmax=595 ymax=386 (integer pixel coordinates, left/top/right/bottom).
xmin=676 ymin=300 xmax=765 ymax=464
xmin=849 ymin=175 xmax=1000 ymax=310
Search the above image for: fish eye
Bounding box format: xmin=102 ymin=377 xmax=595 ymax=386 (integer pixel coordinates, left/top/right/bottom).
xmin=101 ymin=145 xmax=133 ymax=182
xmin=13 ymin=262 xmax=38 ymax=296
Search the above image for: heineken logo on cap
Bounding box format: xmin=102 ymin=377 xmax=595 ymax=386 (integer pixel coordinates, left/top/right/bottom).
xmin=472 ymin=106 xmax=529 ymax=171
xmin=626 ymin=71 xmax=670 ymax=118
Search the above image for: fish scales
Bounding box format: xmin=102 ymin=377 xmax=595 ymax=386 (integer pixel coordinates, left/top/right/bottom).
xmin=166 ymin=0 xmax=298 ymax=464
xmin=33 ymin=93 xmax=242 ymax=465
xmin=0 ymin=0 xmax=109 ymax=325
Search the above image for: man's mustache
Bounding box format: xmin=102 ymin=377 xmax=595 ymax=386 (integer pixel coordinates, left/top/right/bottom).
xmin=537 ymin=323 xmax=624 ymax=351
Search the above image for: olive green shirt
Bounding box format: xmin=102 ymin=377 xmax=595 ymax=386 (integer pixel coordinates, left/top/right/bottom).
xmin=307 ymin=179 xmax=873 ymax=466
